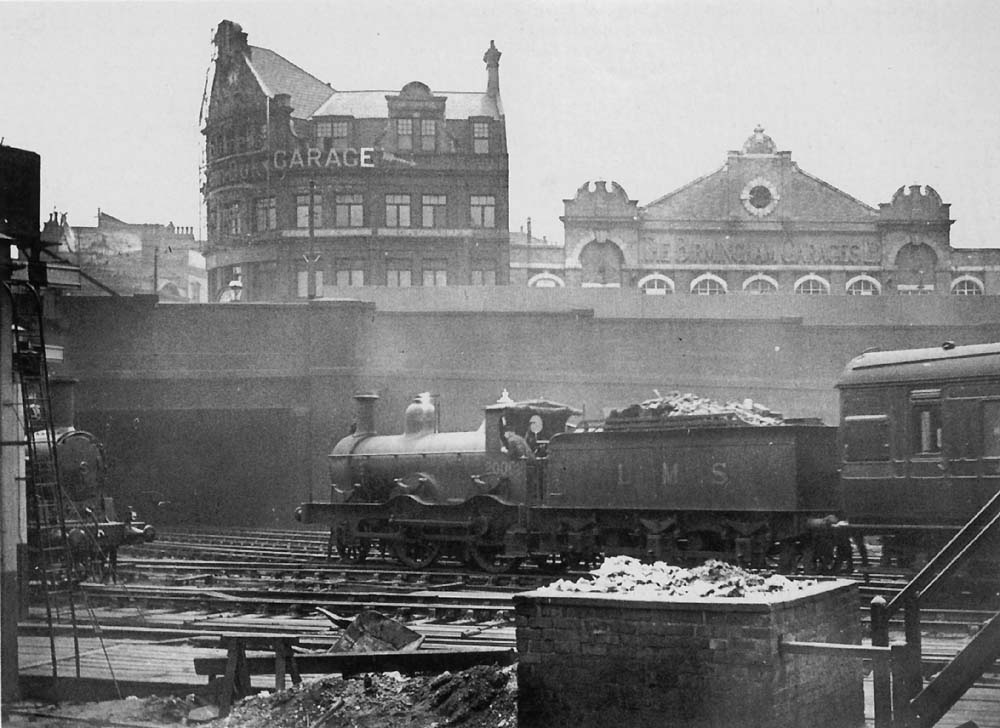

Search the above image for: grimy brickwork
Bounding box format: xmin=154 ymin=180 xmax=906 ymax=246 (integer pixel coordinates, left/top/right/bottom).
xmin=514 ymin=580 xmax=863 ymax=728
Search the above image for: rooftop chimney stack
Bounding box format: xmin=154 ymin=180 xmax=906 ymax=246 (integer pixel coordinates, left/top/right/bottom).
xmin=484 ymin=40 xmax=501 ymax=98
xmin=214 ymin=20 xmax=248 ymax=58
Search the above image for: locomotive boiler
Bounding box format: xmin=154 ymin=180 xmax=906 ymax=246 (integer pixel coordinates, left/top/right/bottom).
xmin=296 ymin=390 xmax=843 ymax=572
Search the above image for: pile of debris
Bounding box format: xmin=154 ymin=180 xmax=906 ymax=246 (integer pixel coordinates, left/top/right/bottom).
xmin=211 ymin=664 xmax=516 ymax=728
xmin=606 ymin=391 xmax=784 ymax=427
xmin=540 ymin=555 xmax=814 ymax=599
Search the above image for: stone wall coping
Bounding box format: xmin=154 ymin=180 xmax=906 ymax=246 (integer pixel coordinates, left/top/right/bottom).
xmin=513 ymin=578 xmax=855 ymax=612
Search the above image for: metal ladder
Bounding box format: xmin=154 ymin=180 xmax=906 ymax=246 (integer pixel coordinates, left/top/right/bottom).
xmin=4 ymin=279 xmax=82 ymax=689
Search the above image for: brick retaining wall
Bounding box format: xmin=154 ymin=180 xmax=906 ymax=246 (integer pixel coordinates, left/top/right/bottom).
xmin=514 ymin=580 xmax=863 ymax=728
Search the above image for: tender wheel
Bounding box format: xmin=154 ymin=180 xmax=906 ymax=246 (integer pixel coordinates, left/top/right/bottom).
xmin=392 ymin=535 xmax=441 ymax=569
xmin=770 ymin=539 xmax=803 ymax=574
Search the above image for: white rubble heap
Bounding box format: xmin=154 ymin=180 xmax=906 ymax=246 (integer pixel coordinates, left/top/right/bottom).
xmin=540 ymin=556 xmax=815 ymax=599
xmin=609 ymin=391 xmax=784 ymax=426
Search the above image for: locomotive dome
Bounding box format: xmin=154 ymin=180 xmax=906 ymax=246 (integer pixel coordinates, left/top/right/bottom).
xmin=404 ymin=392 xmax=437 ymax=435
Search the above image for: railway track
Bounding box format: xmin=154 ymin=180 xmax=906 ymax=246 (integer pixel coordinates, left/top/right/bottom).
xmin=71 ymin=527 xmax=992 ymax=635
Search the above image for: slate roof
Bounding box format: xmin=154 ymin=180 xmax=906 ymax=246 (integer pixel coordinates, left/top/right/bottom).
xmin=245 ymin=46 xmax=334 ymax=119
xmin=243 ymin=45 xmax=500 ymax=121
xmin=313 ymin=90 xmax=502 ymax=120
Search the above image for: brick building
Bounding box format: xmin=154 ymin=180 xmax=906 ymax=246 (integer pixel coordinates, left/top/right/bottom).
xmin=514 ymin=126 xmax=1000 ymax=294
xmin=202 ymin=20 xmax=509 ymax=302
xmin=52 ymin=211 xmax=207 ymax=301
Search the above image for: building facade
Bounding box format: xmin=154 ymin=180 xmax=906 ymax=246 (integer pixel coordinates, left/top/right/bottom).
xmin=513 ymin=126 xmax=1000 ymax=294
xmin=55 ymin=211 xmax=207 ymax=301
xmin=202 ymin=20 xmax=509 ymax=302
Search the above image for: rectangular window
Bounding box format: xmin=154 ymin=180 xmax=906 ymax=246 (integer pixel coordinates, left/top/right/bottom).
xmin=332 ymin=121 xmax=349 ymax=145
xmin=422 ymin=261 xmax=448 ymax=287
xmin=206 ymin=202 xmax=217 ymax=235
xmin=336 ymin=266 xmax=365 ymax=287
xmin=296 ymin=269 xmax=324 ymax=298
xmin=387 ymin=265 xmax=412 ymax=287
xmin=223 ymin=202 xmax=241 ymax=234
xmin=473 ymin=121 xmax=490 ymax=154
xmin=470 ymin=195 xmax=496 ymax=228
xmin=421 ymin=119 xmax=437 ymax=151
xmin=296 ymin=192 xmax=322 ymax=229
xmin=843 ymin=415 xmax=890 ymax=462
xmin=472 ymin=268 xmax=496 ymax=286
xmin=254 ymin=197 xmax=276 ymax=231
xmin=335 ymin=193 xmax=364 ymax=227
xmin=396 ymin=119 xmax=413 ymax=151
xmin=422 ymin=194 xmax=447 ymax=228
xmin=910 ymin=388 xmax=942 ymax=457
xmin=385 ymin=194 xmax=411 ymax=228
xmin=316 ymin=121 xmax=332 ymax=148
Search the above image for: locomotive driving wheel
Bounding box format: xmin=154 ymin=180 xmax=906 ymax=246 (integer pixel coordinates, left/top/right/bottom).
xmin=391 ymin=532 xmax=441 ymax=569
xmin=467 ymin=542 xmax=521 ymax=573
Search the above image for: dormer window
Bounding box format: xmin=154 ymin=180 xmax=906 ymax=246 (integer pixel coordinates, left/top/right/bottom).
xmin=396 ymin=119 xmax=413 ymax=151
xmin=473 ymin=121 xmax=490 ymax=154
xmin=316 ymin=121 xmax=332 ymax=148
xmin=332 ymin=121 xmax=349 ymax=145
xmin=318 ymin=120 xmax=351 ymax=149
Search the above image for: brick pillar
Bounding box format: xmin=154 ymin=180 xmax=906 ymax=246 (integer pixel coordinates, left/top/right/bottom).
xmin=514 ymin=580 xmax=864 ymax=728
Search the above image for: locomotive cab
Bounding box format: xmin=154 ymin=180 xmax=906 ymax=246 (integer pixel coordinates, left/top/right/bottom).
xmin=482 ymin=397 xmax=582 ymax=502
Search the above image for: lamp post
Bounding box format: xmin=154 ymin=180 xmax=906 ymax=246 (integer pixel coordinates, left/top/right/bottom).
xmin=304 ymin=179 xmax=320 ymax=299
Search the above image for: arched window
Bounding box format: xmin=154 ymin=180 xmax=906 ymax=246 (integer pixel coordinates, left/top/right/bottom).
xmin=637 ymin=273 xmax=675 ymax=295
xmin=846 ymin=275 xmax=881 ymax=296
xmin=951 ymin=276 xmax=984 ymax=296
xmin=690 ymin=273 xmax=728 ymax=295
xmin=527 ymin=272 xmax=565 ymax=288
xmin=794 ymin=274 xmax=830 ymax=295
xmin=742 ymin=274 xmax=778 ymax=294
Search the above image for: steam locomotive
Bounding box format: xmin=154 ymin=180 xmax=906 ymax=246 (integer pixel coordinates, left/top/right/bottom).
xmin=26 ymin=381 xmax=156 ymax=583
xmin=295 ymin=341 xmax=1000 ymax=573
xmin=29 ymin=424 xmax=157 ymax=582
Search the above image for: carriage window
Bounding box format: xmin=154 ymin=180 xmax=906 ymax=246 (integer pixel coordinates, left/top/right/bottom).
xmin=843 ymin=415 xmax=890 ymax=461
xmin=913 ymin=404 xmax=942 ymax=455
xmin=984 ymin=401 xmax=1000 ymax=458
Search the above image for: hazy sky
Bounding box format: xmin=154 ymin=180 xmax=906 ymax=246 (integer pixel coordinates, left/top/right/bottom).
xmin=2 ymin=0 xmax=998 ymax=247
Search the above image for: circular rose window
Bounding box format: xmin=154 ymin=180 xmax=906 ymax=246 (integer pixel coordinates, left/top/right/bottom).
xmin=741 ymin=177 xmax=779 ymax=217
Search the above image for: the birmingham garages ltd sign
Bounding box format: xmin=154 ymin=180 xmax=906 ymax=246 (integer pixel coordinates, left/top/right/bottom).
xmin=207 ymin=146 xmax=384 ymax=187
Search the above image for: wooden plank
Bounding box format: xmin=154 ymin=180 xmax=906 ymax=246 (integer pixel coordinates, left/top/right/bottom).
xmin=781 ymin=640 xmax=893 ymax=659
xmin=194 ymin=647 xmax=516 ymax=678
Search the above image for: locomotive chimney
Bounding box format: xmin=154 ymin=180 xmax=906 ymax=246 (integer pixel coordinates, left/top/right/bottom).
xmin=353 ymin=393 xmax=379 ymax=436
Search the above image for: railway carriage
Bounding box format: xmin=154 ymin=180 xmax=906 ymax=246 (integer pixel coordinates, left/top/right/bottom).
xmin=837 ymin=341 xmax=1000 ymax=566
